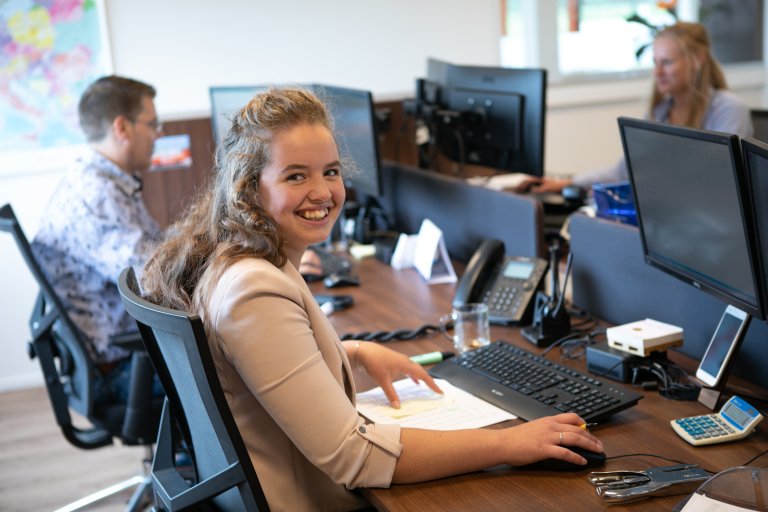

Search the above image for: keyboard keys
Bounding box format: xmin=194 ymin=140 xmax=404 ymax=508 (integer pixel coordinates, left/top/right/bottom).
xmin=442 ymin=340 xmax=640 ymax=421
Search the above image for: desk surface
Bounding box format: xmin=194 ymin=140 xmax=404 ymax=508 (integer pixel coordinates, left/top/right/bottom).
xmin=309 ymin=257 xmax=768 ymax=512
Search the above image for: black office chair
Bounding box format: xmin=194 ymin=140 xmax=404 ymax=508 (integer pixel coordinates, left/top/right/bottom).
xmin=0 ymin=203 xmax=161 ymax=511
xmin=117 ymin=267 xmax=271 ymax=511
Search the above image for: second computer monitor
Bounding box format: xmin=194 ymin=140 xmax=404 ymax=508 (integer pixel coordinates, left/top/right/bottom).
xmin=421 ymin=59 xmax=546 ymax=176
xmin=742 ymin=137 xmax=768 ymax=319
xmin=313 ymin=84 xmax=382 ymax=201
xmin=446 ymin=64 xmax=546 ymax=176
xmin=619 ymin=117 xmax=762 ymax=318
xmin=209 ymin=85 xmax=266 ymax=145
xmin=209 ymin=84 xmax=382 ymax=201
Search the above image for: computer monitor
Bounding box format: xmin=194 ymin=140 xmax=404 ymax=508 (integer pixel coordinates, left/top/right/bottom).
xmin=741 ymin=137 xmax=768 ymax=320
xmin=209 ymin=83 xmax=387 ymax=243
xmin=209 ymin=84 xmax=382 ymax=200
xmin=619 ymin=117 xmax=763 ymax=319
xmin=312 ymin=84 xmax=382 ymax=201
xmin=749 ymin=109 xmax=768 ymax=143
xmin=208 ymin=85 xmax=267 ymax=145
xmin=410 ymin=59 xmax=547 ymax=176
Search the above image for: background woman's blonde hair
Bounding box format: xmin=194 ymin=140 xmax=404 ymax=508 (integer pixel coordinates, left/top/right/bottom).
xmin=649 ymin=21 xmax=727 ymax=129
xmin=142 ymin=87 xmax=334 ymax=315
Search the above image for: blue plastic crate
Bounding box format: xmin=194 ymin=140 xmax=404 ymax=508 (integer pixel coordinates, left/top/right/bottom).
xmin=592 ymin=181 xmax=637 ymax=226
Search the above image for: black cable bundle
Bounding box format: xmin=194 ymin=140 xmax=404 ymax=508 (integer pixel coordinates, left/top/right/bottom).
xmin=339 ymin=323 xmax=443 ymax=342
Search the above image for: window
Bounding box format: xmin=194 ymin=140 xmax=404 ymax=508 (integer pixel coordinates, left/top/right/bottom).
xmin=502 ymin=0 xmax=764 ymax=82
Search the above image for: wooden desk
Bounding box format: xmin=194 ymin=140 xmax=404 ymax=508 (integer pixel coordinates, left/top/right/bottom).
xmin=310 ymin=257 xmax=768 ymax=512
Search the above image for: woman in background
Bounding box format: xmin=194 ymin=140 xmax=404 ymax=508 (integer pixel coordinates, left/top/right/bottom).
xmin=142 ymin=87 xmax=602 ymax=511
xmin=522 ymin=21 xmax=753 ymax=194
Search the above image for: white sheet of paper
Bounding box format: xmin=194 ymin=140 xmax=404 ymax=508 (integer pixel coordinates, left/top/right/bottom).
xmin=466 ymin=173 xmax=529 ymax=191
xmin=681 ymin=492 xmax=752 ymax=512
xmin=356 ymin=378 xmax=515 ymax=430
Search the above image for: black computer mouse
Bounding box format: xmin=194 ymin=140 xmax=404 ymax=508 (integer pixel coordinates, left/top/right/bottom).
xmin=323 ymin=273 xmax=360 ymax=288
xmin=313 ymin=294 xmax=354 ymax=311
xmin=532 ymin=447 xmax=606 ymax=471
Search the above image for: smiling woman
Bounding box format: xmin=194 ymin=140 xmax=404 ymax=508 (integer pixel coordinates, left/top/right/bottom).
xmin=139 ymin=86 xmax=603 ymax=511
xmin=257 ymin=122 xmax=345 ymax=264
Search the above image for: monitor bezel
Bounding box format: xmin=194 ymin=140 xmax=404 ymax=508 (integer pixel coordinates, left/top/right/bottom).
xmin=619 ymin=116 xmax=764 ymax=319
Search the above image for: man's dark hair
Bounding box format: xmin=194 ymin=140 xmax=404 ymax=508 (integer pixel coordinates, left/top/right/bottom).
xmin=78 ymin=75 xmax=156 ymax=142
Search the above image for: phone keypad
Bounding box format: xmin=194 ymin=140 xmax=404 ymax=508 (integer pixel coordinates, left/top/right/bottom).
xmin=485 ymin=283 xmax=524 ymax=315
xmin=674 ymin=414 xmax=736 ymax=441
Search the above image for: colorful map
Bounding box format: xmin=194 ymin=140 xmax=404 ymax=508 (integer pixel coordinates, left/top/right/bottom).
xmin=0 ymin=0 xmax=109 ymax=151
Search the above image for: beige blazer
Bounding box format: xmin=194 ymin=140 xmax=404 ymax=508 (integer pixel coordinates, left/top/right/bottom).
xmin=207 ymin=258 xmax=403 ymax=512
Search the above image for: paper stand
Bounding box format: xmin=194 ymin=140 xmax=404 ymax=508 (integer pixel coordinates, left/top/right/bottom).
xmin=389 ymin=219 xmax=456 ymax=285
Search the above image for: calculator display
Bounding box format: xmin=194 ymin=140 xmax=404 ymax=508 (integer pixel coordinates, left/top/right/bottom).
xmin=502 ymin=260 xmax=534 ymax=280
xmin=722 ymin=401 xmax=753 ymax=429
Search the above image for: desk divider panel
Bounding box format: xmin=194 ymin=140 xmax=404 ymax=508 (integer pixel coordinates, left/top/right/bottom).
xmin=380 ymin=162 xmax=545 ymax=263
xmin=569 ymin=213 xmax=768 ymax=388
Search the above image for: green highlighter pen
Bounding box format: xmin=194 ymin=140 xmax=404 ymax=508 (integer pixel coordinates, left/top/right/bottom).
xmin=410 ymin=351 xmax=455 ymax=365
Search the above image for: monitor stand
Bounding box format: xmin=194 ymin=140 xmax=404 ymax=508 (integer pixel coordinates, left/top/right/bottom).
xmin=697 ymin=386 xmax=723 ymax=411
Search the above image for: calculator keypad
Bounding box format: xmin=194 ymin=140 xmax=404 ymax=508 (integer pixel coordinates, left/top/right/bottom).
xmin=674 ymin=414 xmax=736 ymax=441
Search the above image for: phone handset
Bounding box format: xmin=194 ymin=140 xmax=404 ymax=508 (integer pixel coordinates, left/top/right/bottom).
xmin=452 ymin=239 xmax=548 ymax=325
xmin=452 ymin=239 xmax=505 ymax=308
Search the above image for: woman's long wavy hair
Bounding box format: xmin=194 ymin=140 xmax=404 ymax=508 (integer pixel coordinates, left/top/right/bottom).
xmin=142 ymin=87 xmax=333 ymax=315
xmin=649 ymin=22 xmax=728 ymax=129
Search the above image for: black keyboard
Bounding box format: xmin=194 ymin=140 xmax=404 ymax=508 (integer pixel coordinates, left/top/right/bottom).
xmin=429 ymin=340 xmax=643 ymax=422
xmin=302 ymin=246 xmax=353 ymax=282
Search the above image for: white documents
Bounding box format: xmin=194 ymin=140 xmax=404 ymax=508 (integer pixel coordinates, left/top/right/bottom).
xmin=356 ymin=378 xmax=515 ymax=430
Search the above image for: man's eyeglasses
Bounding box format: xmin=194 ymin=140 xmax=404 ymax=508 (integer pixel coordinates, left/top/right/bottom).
xmin=132 ymin=118 xmax=163 ymax=132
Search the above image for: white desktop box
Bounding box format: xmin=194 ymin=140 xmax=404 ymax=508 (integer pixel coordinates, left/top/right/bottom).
xmin=606 ymin=318 xmax=683 ymax=357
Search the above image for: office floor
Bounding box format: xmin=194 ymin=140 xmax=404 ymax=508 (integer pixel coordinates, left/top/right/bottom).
xmin=0 ymin=386 xmax=149 ymax=512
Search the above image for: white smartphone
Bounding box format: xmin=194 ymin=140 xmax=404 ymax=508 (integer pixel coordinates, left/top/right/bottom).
xmin=695 ymin=305 xmax=751 ymax=388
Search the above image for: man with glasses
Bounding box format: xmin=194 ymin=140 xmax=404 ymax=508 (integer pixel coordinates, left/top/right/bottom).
xmin=32 ymin=75 xmax=164 ymax=403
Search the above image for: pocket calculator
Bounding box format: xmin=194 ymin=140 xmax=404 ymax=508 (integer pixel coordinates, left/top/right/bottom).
xmin=671 ymin=395 xmax=763 ymax=446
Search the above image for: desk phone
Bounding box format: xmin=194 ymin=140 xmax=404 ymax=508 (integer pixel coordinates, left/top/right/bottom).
xmin=453 ymin=239 xmax=548 ymax=325
xmin=671 ymin=395 xmax=763 ymax=446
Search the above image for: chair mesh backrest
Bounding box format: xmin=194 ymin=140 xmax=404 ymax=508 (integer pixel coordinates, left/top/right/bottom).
xmin=0 ymin=203 xmax=94 ymax=416
xmin=118 ymin=268 xmax=269 ymax=511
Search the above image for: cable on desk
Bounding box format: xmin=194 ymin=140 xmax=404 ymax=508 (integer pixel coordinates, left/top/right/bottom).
xmin=606 ymin=453 xmax=716 ymax=474
xmin=741 ymin=448 xmax=768 ymax=467
xmin=567 ymin=305 xmax=598 ymax=331
xmin=339 ymin=323 xmax=443 ymax=342
xmin=541 ymin=327 xmax=606 ymax=359
xmin=630 ymin=359 xmax=700 ymax=401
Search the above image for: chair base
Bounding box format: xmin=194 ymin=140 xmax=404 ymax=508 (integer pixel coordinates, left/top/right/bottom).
xmin=53 ymin=473 xmax=152 ymax=512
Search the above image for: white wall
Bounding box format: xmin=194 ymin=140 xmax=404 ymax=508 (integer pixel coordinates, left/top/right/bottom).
xmin=107 ymin=0 xmax=502 ymax=116
xmin=1 ymin=171 xmax=67 ymax=390
xmin=1 ymin=0 xmax=766 ymax=391
xmin=0 ymin=0 xmax=503 ymax=391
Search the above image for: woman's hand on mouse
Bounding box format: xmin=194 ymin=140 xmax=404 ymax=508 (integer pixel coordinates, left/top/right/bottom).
xmin=498 ymin=413 xmax=603 ymax=467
